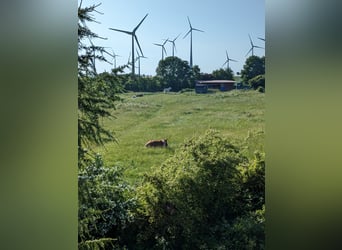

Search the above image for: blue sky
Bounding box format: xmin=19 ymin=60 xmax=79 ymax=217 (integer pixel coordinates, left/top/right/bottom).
xmin=80 ymin=0 xmax=265 ymax=76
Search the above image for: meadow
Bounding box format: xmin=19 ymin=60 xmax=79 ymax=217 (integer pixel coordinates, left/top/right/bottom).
xmin=97 ymin=89 xmax=265 ymax=184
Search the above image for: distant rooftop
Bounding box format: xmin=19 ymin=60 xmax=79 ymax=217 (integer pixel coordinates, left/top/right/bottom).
xmin=197 ymin=80 xmax=236 ymax=84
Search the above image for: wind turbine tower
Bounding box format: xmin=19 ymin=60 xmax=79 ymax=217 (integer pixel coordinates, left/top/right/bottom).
xmin=135 ymin=49 xmax=147 ymax=77
xmin=110 ymin=49 xmax=120 ymax=69
xmin=183 ymin=16 xmax=204 ymax=68
xmin=109 ymin=14 xmax=148 ymax=78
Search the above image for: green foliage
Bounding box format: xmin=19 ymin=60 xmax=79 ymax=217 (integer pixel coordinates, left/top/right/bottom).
xmin=78 ymin=238 xmax=119 ymax=250
xmin=218 ymin=206 xmax=265 ymax=249
xmin=78 ymin=73 xmax=123 ymax=163
xmin=192 ymin=65 xmax=201 ymax=81
xmin=78 ymin=3 xmax=131 ymax=249
xmin=241 ymin=56 xmax=265 ymax=85
xmin=249 ymin=74 xmax=265 ymax=92
xmin=239 ymin=150 xmax=265 ymax=211
xmin=78 ymin=155 xmax=135 ymax=249
xmin=124 ymin=75 xmax=162 ymax=92
xmin=156 ymin=56 xmax=193 ymax=91
xmin=78 ymin=2 xmax=123 ymax=165
xmin=199 ymin=72 xmax=214 ymax=80
xmin=212 ymin=67 xmax=235 ymax=80
xmin=133 ymin=130 xmax=265 ymax=249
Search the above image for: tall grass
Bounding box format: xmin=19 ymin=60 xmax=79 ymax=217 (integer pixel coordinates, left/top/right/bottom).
xmin=97 ymin=90 xmax=265 ymax=184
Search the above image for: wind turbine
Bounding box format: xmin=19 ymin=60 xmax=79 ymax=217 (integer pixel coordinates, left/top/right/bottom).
xmin=246 ymin=34 xmax=263 ymax=57
xmin=183 ymin=16 xmax=204 ymax=68
xmin=258 ymin=37 xmax=265 ymax=42
xmin=222 ymin=50 xmax=237 ymax=70
xmin=107 ymin=49 xmax=120 ymax=68
xmin=168 ymin=34 xmax=181 ymax=57
xmin=135 ymin=49 xmax=147 ymax=77
xmin=153 ymin=38 xmax=168 ymax=60
xmin=109 ymin=13 xmax=148 ymax=77
xmin=101 ymin=47 xmax=121 ymax=69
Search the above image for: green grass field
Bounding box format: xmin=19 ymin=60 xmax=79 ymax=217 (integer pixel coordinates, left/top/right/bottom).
xmin=97 ymin=89 xmax=265 ymax=184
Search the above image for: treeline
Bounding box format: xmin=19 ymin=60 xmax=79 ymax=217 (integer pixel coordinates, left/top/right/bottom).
xmin=97 ymin=57 xmax=236 ymax=93
xmin=96 ymin=54 xmax=265 ymax=93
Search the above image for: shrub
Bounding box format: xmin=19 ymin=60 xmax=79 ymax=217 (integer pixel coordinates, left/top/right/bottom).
xmin=134 ymin=129 xmax=265 ymax=249
xmin=78 ymin=155 xmax=136 ymax=249
xmin=248 ymin=74 xmax=265 ymax=92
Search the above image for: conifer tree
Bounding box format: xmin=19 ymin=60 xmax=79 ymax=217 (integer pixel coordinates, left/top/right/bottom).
xmin=78 ymin=2 xmax=132 ymax=249
xmin=78 ymin=1 xmax=121 ymax=167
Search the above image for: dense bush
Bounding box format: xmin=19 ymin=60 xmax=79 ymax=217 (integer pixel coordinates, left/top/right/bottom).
xmin=78 ymin=155 xmax=136 ymax=250
xmin=124 ymin=75 xmax=162 ymax=92
xmin=130 ymin=130 xmax=265 ymax=249
xmin=248 ymin=74 xmax=265 ymax=92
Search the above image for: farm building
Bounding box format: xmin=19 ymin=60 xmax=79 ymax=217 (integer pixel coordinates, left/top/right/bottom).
xmin=195 ymin=80 xmax=236 ymax=93
xmin=195 ymin=83 xmax=208 ymax=93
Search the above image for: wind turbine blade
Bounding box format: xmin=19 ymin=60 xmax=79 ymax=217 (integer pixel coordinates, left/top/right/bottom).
xmin=193 ymin=28 xmax=204 ymax=32
xmin=163 ymin=38 xmax=169 ymax=45
xmin=245 ymin=48 xmax=252 ymax=57
xmin=254 ymin=45 xmax=264 ymax=49
xmin=134 ymin=13 xmax=148 ymax=33
xmin=248 ymin=34 xmax=253 ymax=46
xmin=153 ymin=43 xmax=162 ymax=46
xmin=222 ymin=61 xmax=228 ymax=68
xmin=226 ymin=50 xmax=229 ymax=59
xmin=230 ymin=59 xmax=238 ymax=62
xmin=174 ymin=33 xmax=181 ymax=41
xmin=183 ymin=29 xmax=191 ymax=39
xmin=134 ymin=35 xmax=144 ymax=56
xmin=187 ymin=16 xmax=192 ymax=29
xmin=258 ymin=37 xmax=265 ymax=41
xmin=109 ymin=28 xmax=132 ymax=35
xmin=163 ymin=46 xmax=167 ymax=55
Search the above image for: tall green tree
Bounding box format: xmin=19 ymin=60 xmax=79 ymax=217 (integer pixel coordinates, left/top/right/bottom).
xmin=78 ymin=2 xmax=122 ymax=166
xmin=156 ymin=56 xmax=193 ymax=91
xmin=192 ymin=65 xmax=201 ymax=81
xmin=241 ymin=55 xmax=265 ymax=86
xmin=78 ymin=3 xmax=133 ymax=249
